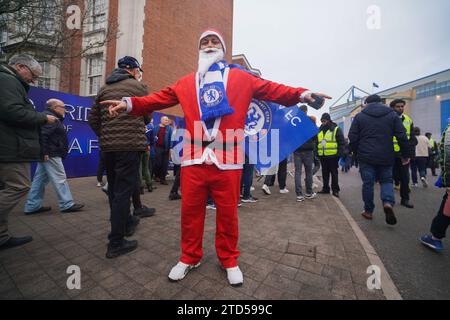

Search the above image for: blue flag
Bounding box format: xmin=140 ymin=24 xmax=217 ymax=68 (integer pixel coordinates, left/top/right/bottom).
xmin=244 ymin=100 xmax=319 ymax=174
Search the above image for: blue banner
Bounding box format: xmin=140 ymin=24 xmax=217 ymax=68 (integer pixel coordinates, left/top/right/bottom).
xmin=28 ymin=87 xmax=182 ymax=178
xmin=244 ymin=100 xmax=319 ymax=174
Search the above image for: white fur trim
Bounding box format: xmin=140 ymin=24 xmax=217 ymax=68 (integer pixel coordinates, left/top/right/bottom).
xmin=122 ymin=97 xmax=133 ymax=113
xmin=199 ymin=30 xmax=226 ymax=53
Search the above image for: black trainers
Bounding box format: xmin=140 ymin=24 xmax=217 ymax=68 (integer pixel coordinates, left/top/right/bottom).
xmin=241 ymin=195 xmax=258 ymax=203
xmin=24 ymin=206 xmax=52 ymax=215
xmin=134 ymin=206 xmax=155 ymax=218
xmin=318 ymin=190 xmax=330 ymax=194
xmin=332 ymin=191 xmax=340 ymax=198
xmin=383 ymin=204 xmax=397 ymax=226
xmin=169 ymin=192 xmax=182 ymax=200
xmin=106 ymin=239 xmax=138 ymax=259
xmin=61 ymin=203 xmax=84 ymax=213
xmin=0 ymin=236 xmax=33 ymax=251
xmin=400 ymin=199 xmax=414 ymax=209
xmin=126 ymin=216 xmax=140 ymax=237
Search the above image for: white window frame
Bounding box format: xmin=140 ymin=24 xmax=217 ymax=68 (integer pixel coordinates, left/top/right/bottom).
xmin=87 ymin=54 xmax=103 ymax=96
xmin=36 ymin=61 xmax=52 ymax=89
xmin=90 ymin=0 xmax=107 ymax=32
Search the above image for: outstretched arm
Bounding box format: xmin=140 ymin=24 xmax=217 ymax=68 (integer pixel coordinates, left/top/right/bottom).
xmin=250 ymin=73 xmax=331 ymax=108
xmin=102 ymin=83 xmax=179 ymax=117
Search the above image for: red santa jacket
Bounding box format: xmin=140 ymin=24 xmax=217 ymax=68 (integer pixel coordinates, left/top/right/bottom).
xmin=127 ymin=67 xmax=309 ymax=170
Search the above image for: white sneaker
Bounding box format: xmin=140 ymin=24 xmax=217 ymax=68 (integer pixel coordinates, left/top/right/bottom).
xmin=421 ymin=177 xmax=428 ymax=188
xmin=262 ymin=184 xmax=271 ymax=195
xmin=280 ymin=188 xmax=289 ymax=194
xmin=305 ymin=192 xmax=317 ymax=200
xmin=168 ymin=261 xmax=200 ymax=281
xmin=96 ymin=182 xmax=102 ymax=187
xmin=296 ymin=195 xmax=305 ymax=202
xmin=226 ymin=266 xmax=243 ymax=287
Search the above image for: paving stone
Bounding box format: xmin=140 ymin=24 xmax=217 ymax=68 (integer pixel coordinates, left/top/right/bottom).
xmin=144 ymin=277 xmax=183 ymax=300
xmin=0 ymin=276 xmax=17 ymax=294
xmin=172 ymin=288 xmax=199 ymax=300
xmin=0 ymin=288 xmax=24 ymax=300
xmin=300 ymin=257 xmax=324 ymax=275
xmin=295 ymin=270 xmax=332 ymax=291
xmin=16 ymin=274 xmax=58 ymax=299
xmin=98 ymin=272 xmax=130 ymax=290
xmin=298 ymin=284 xmax=343 ymax=300
xmin=272 ymin=263 xmax=299 ymax=280
xmin=109 ymin=280 xmax=144 ymax=299
xmin=287 ymin=242 xmax=316 ymax=258
xmin=192 ymin=277 xmax=225 ymax=299
xmin=331 ymin=280 xmax=357 ymax=299
xmin=279 ymin=253 xmax=304 ymax=269
xmin=354 ymin=284 xmax=385 ymax=300
xmin=3 ymin=176 xmax=390 ymax=300
xmin=253 ymin=283 xmax=284 ymax=300
xmin=75 ymin=286 xmax=113 ymax=300
xmin=263 ymin=273 xmax=302 ymax=295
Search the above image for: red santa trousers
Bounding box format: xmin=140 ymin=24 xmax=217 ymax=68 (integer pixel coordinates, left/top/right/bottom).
xmin=179 ymin=164 xmax=242 ymax=268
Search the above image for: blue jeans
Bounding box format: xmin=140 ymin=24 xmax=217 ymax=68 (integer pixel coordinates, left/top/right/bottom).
xmin=24 ymin=157 xmax=74 ymax=212
xmin=359 ymin=161 xmax=395 ymax=214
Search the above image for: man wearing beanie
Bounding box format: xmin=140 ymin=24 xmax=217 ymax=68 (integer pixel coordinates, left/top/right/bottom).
xmin=317 ymin=112 xmax=345 ymax=198
xmin=88 ymin=56 xmax=156 ymax=259
xmin=348 ymin=95 xmax=410 ymax=225
xmin=103 ymin=29 xmax=330 ymax=286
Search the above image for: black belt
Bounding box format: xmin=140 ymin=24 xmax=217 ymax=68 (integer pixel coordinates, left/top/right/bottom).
xmin=190 ymin=140 xmax=240 ymax=151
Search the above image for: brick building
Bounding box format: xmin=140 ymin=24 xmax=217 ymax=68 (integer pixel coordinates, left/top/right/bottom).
xmin=1 ymin=0 xmax=234 ymax=117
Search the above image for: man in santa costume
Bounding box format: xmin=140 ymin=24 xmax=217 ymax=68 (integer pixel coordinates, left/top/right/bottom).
xmin=103 ymin=29 xmax=330 ymax=286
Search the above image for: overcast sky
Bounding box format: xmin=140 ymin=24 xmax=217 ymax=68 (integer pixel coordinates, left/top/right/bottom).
xmin=233 ymin=0 xmax=450 ymax=119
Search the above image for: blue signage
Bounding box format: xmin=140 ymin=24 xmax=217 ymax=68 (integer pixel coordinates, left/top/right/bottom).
xmin=28 ymin=87 xmax=182 ymax=178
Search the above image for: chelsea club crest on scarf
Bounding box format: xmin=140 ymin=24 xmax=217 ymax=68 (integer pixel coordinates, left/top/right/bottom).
xmin=198 ymin=62 xmax=234 ymax=122
xmin=201 ymin=84 xmax=224 ymax=108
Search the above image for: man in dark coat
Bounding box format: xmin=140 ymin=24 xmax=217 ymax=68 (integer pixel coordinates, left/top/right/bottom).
xmin=24 ymin=99 xmax=84 ymax=214
xmin=88 ymin=56 xmax=155 ymax=259
xmin=0 ymin=54 xmax=57 ymax=251
xmin=348 ymin=95 xmax=411 ymax=225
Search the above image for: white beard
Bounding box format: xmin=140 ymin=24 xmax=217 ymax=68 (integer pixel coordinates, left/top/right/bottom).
xmin=197 ymin=48 xmax=224 ymax=79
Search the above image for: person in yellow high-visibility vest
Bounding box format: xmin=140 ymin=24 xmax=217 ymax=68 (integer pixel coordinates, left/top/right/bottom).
xmin=425 ymin=132 xmax=439 ymax=177
xmin=390 ymin=99 xmax=418 ymax=209
xmin=317 ymin=113 xmax=345 ymax=198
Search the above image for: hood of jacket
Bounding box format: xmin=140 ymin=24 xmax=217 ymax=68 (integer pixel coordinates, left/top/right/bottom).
xmin=106 ymin=68 xmax=136 ymax=85
xmin=0 ymin=63 xmax=30 ymax=92
xmin=319 ymin=121 xmax=337 ymax=133
xmin=362 ymin=103 xmax=394 ymax=118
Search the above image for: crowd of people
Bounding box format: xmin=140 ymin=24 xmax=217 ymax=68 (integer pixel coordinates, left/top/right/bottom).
xmin=0 ymin=29 xmax=448 ymax=290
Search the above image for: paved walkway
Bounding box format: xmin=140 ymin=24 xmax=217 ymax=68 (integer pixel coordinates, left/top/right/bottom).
xmin=0 ymin=174 xmax=392 ymax=300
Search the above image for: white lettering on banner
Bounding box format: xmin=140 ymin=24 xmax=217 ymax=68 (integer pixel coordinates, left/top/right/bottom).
xmin=67 ymin=139 xmax=99 ymax=155
xmin=284 ymin=110 xmax=302 ymax=127
xmin=69 ymin=138 xmax=83 ymax=154
xmin=65 ymin=125 xmax=73 ymax=133
xmin=65 ymin=105 xmax=90 ymax=122
xmin=88 ymin=140 xmax=99 ymax=154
